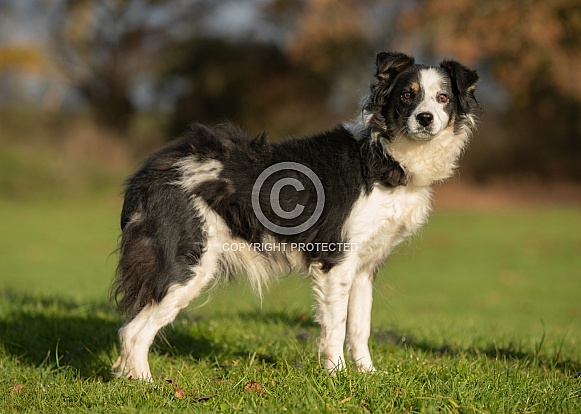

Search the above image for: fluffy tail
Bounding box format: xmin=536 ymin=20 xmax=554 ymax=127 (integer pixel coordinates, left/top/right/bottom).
xmin=112 ymin=180 xmax=206 ymax=317
xmin=113 ymin=209 xmax=161 ymax=316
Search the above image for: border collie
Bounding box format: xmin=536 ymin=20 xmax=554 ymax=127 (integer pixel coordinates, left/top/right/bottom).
xmin=112 ymin=52 xmax=480 ymax=380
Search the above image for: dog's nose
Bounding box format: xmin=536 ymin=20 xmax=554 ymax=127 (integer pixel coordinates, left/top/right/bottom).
xmin=416 ymin=112 xmax=434 ymax=127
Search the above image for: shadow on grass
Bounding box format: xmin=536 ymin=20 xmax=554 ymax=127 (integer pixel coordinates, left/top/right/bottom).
xmin=374 ymin=328 xmax=581 ymax=376
xmin=155 ymin=308 xmax=318 ymax=366
xmin=0 ymin=291 xmax=120 ymax=379
xmin=2 ymin=291 xmax=578 ymax=380
xmin=0 ymin=292 xmax=317 ymax=380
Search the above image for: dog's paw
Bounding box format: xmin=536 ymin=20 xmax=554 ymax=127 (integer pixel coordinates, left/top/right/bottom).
xmin=355 ymin=364 xmax=377 ymax=374
xmin=112 ymin=356 xmax=152 ymax=381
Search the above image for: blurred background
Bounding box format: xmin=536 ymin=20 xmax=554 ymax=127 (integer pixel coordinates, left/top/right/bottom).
xmin=1 ymin=0 xmax=581 ymax=204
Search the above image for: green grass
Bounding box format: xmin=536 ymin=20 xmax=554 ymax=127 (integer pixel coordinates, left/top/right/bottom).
xmin=1 ymin=197 xmax=580 ymax=412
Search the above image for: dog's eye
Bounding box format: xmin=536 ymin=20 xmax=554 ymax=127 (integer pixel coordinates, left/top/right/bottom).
xmin=437 ymin=93 xmax=449 ymax=103
xmin=401 ymin=91 xmax=412 ymax=100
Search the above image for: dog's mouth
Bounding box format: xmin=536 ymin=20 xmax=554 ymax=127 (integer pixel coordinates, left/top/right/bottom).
xmin=406 ymin=127 xmax=437 ymax=141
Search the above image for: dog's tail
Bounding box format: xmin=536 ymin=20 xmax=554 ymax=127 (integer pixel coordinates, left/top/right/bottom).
xmin=111 ymin=171 xmax=205 ymax=317
xmin=112 ymin=205 xmax=159 ymax=317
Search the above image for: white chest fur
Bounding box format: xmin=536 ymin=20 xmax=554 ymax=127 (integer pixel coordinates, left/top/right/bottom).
xmin=386 ymin=128 xmax=469 ymax=187
xmin=343 ymin=185 xmax=432 ymax=272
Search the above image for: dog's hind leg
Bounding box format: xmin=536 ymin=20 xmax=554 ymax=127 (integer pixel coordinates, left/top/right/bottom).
xmin=113 ymin=251 xmax=221 ymax=381
xmin=311 ymin=264 xmax=357 ymax=374
xmin=346 ymin=269 xmax=376 ymax=372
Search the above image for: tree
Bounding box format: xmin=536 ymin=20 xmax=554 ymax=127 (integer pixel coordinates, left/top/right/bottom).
xmin=165 ymin=37 xmax=331 ymax=138
xmin=48 ymin=0 xmax=212 ymax=135
xmin=399 ymin=0 xmax=581 ymax=101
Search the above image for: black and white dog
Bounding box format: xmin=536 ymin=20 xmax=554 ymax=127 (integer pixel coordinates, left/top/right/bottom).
xmin=112 ymin=52 xmax=480 ymax=380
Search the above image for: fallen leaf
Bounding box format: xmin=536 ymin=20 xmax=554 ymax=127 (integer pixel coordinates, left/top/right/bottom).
xmin=11 ymin=384 xmax=23 ymax=395
xmin=166 ymin=378 xmax=187 ymax=399
xmin=298 ymin=312 xmax=309 ymax=323
xmin=243 ymin=380 xmax=265 ymax=393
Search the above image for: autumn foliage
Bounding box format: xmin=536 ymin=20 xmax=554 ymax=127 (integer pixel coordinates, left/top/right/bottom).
xmin=1 ymin=0 xmax=580 ymax=179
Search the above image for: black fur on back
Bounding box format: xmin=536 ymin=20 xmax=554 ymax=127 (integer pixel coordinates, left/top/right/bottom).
xmin=195 ymin=124 xmax=406 ymax=267
xmin=112 ymin=123 xmax=406 ymax=316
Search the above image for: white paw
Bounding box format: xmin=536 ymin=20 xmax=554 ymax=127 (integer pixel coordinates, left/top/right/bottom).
xmin=112 ymin=355 xmax=152 ymax=381
xmin=356 ymin=364 xmax=377 ymax=373
xmin=324 ymin=356 xmax=347 ymax=376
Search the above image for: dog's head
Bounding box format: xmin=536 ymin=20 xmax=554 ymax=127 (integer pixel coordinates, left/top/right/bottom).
xmin=364 ymin=52 xmax=480 ymax=142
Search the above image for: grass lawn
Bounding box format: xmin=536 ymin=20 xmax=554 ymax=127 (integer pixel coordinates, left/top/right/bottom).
xmin=0 ymin=196 xmax=580 ymax=412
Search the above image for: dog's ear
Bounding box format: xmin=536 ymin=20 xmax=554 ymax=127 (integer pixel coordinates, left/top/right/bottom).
xmin=440 ymin=59 xmax=480 ymax=116
xmin=440 ymin=60 xmax=478 ymax=94
xmin=375 ymin=52 xmax=415 ymax=82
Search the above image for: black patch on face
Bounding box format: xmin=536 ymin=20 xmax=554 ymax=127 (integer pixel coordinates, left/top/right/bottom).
xmin=382 ymin=67 xmax=426 ymax=137
xmin=433 ymin=68 xmax=456 ymax=128
xmin=439 ymin=60 xmax=482 ymax=133
xmin=364 ymin=52 xmax=416 ymax=140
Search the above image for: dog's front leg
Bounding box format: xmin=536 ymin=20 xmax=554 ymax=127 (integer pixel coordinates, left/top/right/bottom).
xmin=311 ymin=266 xmax=356 ymax=374
xmin=346 ymin=269 xmax=376 ymax=372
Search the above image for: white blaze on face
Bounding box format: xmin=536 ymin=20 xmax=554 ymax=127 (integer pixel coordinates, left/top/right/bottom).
xmin=407 ymin=68 xmax=450 ymax=140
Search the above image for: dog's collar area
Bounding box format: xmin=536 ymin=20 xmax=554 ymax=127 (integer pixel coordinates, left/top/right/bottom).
xmin=384 ymin=166 xmax=408 ymax=188
xmin=364 ymin=135 xmax=408 ymax=188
